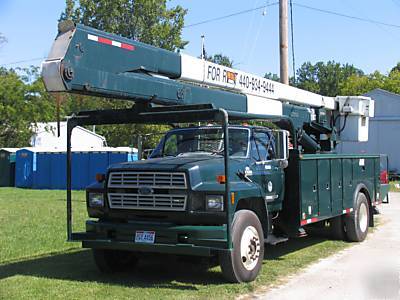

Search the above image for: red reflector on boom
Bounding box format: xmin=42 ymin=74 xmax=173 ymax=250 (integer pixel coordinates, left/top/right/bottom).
xmin=87 ymin=34 xmax=135 ymax=51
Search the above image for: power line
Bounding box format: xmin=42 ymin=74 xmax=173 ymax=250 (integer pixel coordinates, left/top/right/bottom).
xmin=294 ymin=3 xmax=400 ymax=29
xmin=1 ymin=57 xmax=46 ymax=67
xmin=289 ymin=0 xmax=296 ymax=82
xmin=184 ymin=2 xmax=279 ymax=28
xmin=339 ymin=0 xmax=400 ymax=41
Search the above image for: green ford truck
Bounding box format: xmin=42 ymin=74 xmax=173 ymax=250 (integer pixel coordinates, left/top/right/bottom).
xmin=84 ymin=125 xmax=388 ymax=282
xmin=41 ymin=22 xmax=389 ymax=282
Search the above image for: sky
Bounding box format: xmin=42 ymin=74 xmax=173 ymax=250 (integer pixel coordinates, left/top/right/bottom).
xmin=0 ymin=0 xmax=399 ymax=78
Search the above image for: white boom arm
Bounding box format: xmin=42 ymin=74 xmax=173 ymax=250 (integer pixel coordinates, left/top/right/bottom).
xmin=177 ymin=54 xmax=374 ymax=142
xmin=179 ymin=54 xmax=337 ymax=109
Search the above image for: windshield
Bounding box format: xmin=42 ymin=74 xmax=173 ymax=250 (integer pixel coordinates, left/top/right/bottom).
xmin=151 ymin=127 xmax=249 ymax=158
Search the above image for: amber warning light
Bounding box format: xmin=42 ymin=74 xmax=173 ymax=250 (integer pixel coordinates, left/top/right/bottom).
xmin=217 ymin=175 xmax=226 ymax=184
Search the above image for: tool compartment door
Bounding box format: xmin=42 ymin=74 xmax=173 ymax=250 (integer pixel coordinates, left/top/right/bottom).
xmin=300 ymin=159 xmax=318 ymax=219
xmin=330 ymin=158 xmax=343 ymax=215
xmin=317 ymin=159 xmax=331 ymax=216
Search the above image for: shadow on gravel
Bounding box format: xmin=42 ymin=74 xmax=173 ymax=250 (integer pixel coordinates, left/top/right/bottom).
xmin=0 ymin=231 xmax=332 ymax=288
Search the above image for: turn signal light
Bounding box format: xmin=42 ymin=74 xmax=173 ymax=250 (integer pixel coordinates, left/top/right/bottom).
xmin=217 ymin=175 xmax=226 ymax=184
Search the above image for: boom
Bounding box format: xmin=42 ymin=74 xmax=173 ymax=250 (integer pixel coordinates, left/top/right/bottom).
xmin=42 ymin=21 xmax=374 ymax=151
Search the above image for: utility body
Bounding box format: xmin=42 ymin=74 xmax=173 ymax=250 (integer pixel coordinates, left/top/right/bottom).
xmin=42 ymin=21 xmax=389 ymax=282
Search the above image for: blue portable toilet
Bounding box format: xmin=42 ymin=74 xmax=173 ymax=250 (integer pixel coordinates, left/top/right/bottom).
xmin=33 ymin=151 xmax=52 ymax=189
xmin=15 ymin=147 xmax=138 ymax=190
xmin=15 ymin=148 xmax=35 ymax=188
xmin=50 ymin=151 xmax=67 ymax=189
xmin=16 ymin=148 xmax=60 ymax=189
xmin=71 ymin=151 xmax=90 ymax=189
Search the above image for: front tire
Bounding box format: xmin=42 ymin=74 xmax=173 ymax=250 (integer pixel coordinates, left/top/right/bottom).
xmin=344 ymin=192 xmax=370 ymax=242
xmin=219 ymin=210 xmax=264 ymax=283
xmin=92 ymin=249 xmax=138 ymax=273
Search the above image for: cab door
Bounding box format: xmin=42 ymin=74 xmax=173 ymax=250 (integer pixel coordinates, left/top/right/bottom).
xmin=251 ymin=130 xmax=285 ymax=208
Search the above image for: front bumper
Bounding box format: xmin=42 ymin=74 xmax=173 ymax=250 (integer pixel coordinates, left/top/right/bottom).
xmin=71 ymin=220 xmax=228 ymax=257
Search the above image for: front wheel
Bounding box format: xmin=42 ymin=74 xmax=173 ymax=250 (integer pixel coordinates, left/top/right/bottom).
xmin=344 ymin=192 xmax=370 ymax=242
xmin=219 ymin=210 xmax=264 ymax=283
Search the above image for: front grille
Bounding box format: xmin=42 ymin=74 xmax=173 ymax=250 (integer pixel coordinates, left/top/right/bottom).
xmin=107 ymin=171 xmax=188 ymax=211
xmin=108 ymin=193 xmax=187 ymax=211
xmin=108 ymin=172 xmax=187 ymax=189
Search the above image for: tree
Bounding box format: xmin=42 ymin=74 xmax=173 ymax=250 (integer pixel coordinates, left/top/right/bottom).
xmin=0 ymin=67 xmax=58 ymax=147
xmin=390 ymin=62 xmax=400 ymax=75
xmin=206 ymin=53 xmax=233 ymax=68
xmin=60 ymin=0 xmax=188 ymax=51
xmin=341 ymin=70 xmax=400 ymax=96
xmin=264 ymin=72 xmax=280 ymax=82
xmin=295 ymin=61 xmax=363 ymax=96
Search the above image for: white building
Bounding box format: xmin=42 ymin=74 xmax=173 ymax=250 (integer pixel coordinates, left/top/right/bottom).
xmin=30 ymin=122 xmax=107 ymax=149
xmin=338 ymin=89 xmax=400 ymax=172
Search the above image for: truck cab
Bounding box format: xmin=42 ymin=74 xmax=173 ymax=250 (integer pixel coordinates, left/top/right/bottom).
xmin=87 ymin=125 xmax=288 ymax=228
xmin=85 ymin=125 xmax=289 ymax=280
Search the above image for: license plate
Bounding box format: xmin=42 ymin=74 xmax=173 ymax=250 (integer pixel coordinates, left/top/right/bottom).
xmin=135 ymin=231 xmax=155 ymax=244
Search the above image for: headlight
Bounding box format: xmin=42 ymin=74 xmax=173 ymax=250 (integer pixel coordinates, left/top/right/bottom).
xmin=206 ymin=195 xmax=224 ymax=211
xmin=88 ymin=193 xmax=104 ymax=207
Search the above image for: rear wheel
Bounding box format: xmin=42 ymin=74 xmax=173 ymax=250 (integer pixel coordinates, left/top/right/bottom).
xmin=344 ymin=192 xmax=370 ymax=242
xmin=92 ymin=249 xmax=138 ymax=273
xmin=219 ymin=210 xmax=264 ymax=282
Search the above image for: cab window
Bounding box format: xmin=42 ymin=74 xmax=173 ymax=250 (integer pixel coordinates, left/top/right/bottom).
xmin=253 ymin=131 xmax=276 ymax=161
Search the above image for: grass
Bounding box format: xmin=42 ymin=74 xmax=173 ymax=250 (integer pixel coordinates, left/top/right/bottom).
xmin=0 ymin=188 xmax=353 ymax=299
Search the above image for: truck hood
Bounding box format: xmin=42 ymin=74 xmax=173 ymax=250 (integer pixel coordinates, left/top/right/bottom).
xmin=108 ymin=153 xmax=248 ymax=189
xmin=110 ymin=154 xmax=223 ymax=171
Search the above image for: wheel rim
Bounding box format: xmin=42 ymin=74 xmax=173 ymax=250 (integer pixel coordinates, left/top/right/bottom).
xmin=359 ymin=202 xmax=368 ymax=233
xmin=240 ymin=226 xmax=261 ymax=271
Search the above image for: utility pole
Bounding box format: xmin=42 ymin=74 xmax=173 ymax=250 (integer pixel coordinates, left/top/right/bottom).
xmin=279 ymin=0 xmax=289 ymax=85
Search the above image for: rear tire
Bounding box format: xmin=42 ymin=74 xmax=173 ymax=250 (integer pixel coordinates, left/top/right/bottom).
xmin=92 ymin=249 xmax=138 ymax=273
xmin=344 ymin=192 xmax=370 ymax=242
xmin=219 ymin=210 xmax=264 ymax=283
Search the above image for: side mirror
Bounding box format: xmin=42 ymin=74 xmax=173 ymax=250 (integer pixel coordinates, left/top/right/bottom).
xmin=273 ymin=130 xmax=289 ymax=161
xmin=278 ymin=159 xmax=289 ymax=169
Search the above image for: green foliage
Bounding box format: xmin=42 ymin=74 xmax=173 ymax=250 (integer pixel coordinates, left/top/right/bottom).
xmin=60 ymin=0 xmax=188 ymax=51
xmin=206 ymin=53 xmax=234 ymax=67
xmin=341 ymin=69 xmax=400 ymax=95
xmin=264 ymin=72 xmax=280 ymax=82
xmin=390 ymin=62 xmax=400 ymax=75
xmin=0 ymin=67 xmax=58 ymax=147
xmin=295 ymin=61 xmax=363 ymax=96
